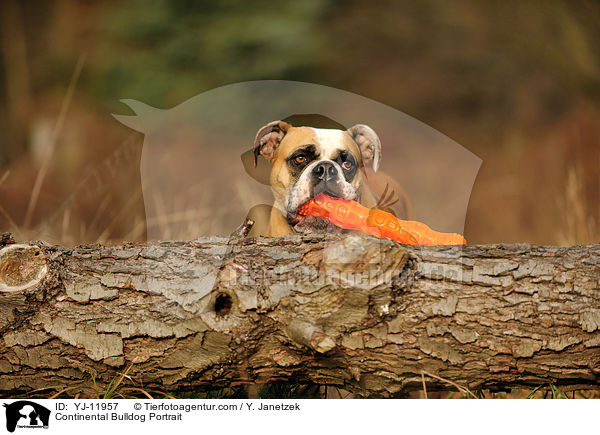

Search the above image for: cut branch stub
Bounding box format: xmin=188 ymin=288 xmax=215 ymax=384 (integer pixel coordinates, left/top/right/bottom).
xmin=0 ymin=244 xmax=48 ymax=293
xmin=286 ymin=319 xmax=336 ymax=354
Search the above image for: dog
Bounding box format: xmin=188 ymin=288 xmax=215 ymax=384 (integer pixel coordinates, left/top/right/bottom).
xmin=245 ymin=120 xmax=411 ymax=237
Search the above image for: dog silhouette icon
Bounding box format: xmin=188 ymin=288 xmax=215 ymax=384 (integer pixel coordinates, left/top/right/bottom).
xmin=3 ymin=401 xmax=50 ymax=433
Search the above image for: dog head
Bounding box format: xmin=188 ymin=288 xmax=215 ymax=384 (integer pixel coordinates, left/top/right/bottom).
xmin=253 ymin=120 xmax=382 ymax=233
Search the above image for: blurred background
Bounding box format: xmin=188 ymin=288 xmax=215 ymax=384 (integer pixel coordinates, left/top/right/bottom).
xmin=0 ymin=0 xmax=599 ymax=245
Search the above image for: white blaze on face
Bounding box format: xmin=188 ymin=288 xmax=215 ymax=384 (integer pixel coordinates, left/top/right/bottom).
xmin=310 ymin=127 xmax=350 ymax=159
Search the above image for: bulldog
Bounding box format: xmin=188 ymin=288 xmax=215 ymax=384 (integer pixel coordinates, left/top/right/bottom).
xmin=249 ymin=120 xmax=405 ymax=237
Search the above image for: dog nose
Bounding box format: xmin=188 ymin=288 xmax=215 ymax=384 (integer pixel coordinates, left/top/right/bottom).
xmin=312 ymin=161 xmax=337 ymax=181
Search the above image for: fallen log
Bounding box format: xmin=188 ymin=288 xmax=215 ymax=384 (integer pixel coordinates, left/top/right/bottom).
xmin=0 ymin=233 xmax=598 ymax=397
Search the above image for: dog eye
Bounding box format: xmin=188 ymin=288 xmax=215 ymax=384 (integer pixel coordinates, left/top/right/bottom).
xmin=295 ymin=155 xmax=307 ymax=164
xmin=342 ymin=161 xmax=353 ymax=170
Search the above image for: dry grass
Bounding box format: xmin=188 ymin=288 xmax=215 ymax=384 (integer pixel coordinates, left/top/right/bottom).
xmin=558 ymin=164 xmax=598 ymax=245
xmin=14 ymin=366 xmax=176 ymax=400
xmin=466 ymin=106 xmax=600 ymax=245
xmin=24 ymin=53 xmax=86 ymax=228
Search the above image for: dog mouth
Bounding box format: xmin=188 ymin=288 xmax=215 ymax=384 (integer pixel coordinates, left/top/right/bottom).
xmin=286 ymin=172 xmax=359 ymax=233
xmin=286 ymin=192 xmax=342 ymax=233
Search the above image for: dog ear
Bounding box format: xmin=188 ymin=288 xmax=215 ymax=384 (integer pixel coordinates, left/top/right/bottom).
xmin=253 ymin=120 xmax=292 ymax=166
xmin=347 ymin=124 xmax=382 ymax=172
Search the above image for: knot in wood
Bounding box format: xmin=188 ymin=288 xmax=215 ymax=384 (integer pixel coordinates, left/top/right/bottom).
xmin=0 ymin=244 xmax=48 ymax=292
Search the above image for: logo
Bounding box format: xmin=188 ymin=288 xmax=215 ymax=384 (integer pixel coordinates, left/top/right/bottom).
xmin=3 ymin=401 xmax=50 ymax=433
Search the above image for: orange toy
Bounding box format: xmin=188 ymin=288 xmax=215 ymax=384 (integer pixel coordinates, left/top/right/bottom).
xmin=297 ymin=194 xmax=466 ymax=245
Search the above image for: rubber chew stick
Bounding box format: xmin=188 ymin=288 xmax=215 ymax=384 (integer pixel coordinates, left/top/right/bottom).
xmin=297 ymin=194 xmax=466 ymax=245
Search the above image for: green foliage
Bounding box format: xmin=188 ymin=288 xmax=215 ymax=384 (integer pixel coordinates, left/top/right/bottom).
xmin=90 ymin=0 xmax=331 ymax=108
xmin=79 ymin=0 xmax=600 ymax=140
xmin=3 ymin=0 xmax=600 ymax=142
xmin=526 ymin=384 xmax=569 ymax=399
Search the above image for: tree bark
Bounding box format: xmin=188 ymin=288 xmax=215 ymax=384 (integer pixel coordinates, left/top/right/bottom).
xmin=0 ymin=233 xmax=599 ymax=397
